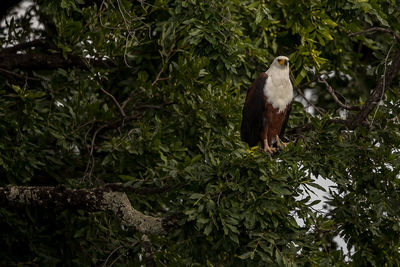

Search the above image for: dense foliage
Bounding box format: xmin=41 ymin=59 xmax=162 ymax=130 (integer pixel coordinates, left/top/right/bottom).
xmin=1 ymin=0 xmax=400 ymax=265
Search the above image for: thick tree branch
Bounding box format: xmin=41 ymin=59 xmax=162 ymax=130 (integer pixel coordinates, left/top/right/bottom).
xmin=0 ymin=40 xmax=112 ymax=71
xmin=0 ymin=39 xmax=48 ymax=54
xmin=0 ymin=186 xmax=174 ymax=235
xmin=318 ymin=78 xmax=361 ymax=111
xmin=0 ymin=52 xmax=108 ymax=70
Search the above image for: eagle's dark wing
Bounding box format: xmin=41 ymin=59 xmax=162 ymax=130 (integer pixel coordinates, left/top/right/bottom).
xmin=279 ymin=102 xmax=292 ymax=141
xmin=240 ymin=73 xmax=268 ymax=147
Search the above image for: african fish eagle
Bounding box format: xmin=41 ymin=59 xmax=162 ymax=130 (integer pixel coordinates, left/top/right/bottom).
xmin=240 ymin=56 xmax=293 ymax=153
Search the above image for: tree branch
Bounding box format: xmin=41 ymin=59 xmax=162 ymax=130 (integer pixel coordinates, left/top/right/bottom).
xmin=290 ymin=39 xmax=400 ymax=134
xmin=0 ymin=39 xmax=48 ymax=54
xmin=0 ymin=40 xmax=112 ymax=71
xmin=0 ymin=67 xmax=41 ymax=81
xmin=348 ymin=49 xmax=400 ymax=129
xmin=0 ymin=52 xmax=108 ymax=70
xmin=317 ymin=78 xmax=361 ymax=111
xmin=295 ymin=87 xmax=326 ymax=115
xmin=349 ymin=27 xmax=400 ymax=45
xmin=99 ymin=86 xmax=127 ymax=117
xmin=0 ymin=185 xmax=174 ymax=235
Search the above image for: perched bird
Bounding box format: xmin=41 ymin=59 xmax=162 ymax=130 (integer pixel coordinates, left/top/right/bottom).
xmin=240 ymin=56 xmax=293 ymax=153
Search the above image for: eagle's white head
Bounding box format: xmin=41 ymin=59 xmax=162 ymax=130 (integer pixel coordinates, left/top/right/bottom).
xmin=271 ymin=55 xmax=289 ymax=69
xmin=266 ymin=56 xmax=290 ymax=77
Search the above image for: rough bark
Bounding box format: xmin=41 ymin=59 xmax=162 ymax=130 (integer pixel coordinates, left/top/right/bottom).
xmin=0 ymin=185 xmax=173 ymax=235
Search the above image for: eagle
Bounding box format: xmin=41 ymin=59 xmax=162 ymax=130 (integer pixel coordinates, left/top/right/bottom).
xmin=240 ymin=56 xmax=293 ymax=153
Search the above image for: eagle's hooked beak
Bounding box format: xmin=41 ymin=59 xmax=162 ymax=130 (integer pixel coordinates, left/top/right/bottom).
xmin=278 ymin=59 xmax=289 ymax=66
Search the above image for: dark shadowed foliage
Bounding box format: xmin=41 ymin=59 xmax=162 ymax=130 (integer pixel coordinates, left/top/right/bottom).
xmin=1 ymin=0 xmax=400 ymax=265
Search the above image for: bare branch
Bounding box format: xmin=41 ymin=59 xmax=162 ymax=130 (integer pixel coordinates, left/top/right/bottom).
xmin=103 ymin=246 xmax=125 ymax=267
xmin=370 ymin=42 xmax=395 ymax=126
xmin=99 ymin=86 xmax=127 ymax=117
xmin=142 ymin=234 xmax=155 ymax=267
xmin=121 ymin=97 xmax=132 ymax=110
xmin=349 ymin=27 xmax=400 ymax=44
xmin=0 ymin=185 xmax=173 ymax=235
xmin=317 ymin=78 xmax=361 ymax=111
xmin=295 ymin=87 xmax=325 ymax=115
xmin=292 ymin=73 xmax=326 ymax=115
xmin=84 ymin=123 xmax=109 ymax=182
xmin=152 ymin=40 xmax=176 ymax=86
xmin=0 ymin=67 xmax=41 ymax=81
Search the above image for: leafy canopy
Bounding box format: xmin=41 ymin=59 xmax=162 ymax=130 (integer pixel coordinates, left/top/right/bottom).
xmin=0 ymin=0 xmax=400 ymax=265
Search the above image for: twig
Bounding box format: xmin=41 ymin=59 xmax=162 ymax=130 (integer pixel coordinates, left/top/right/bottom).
xmin=109 ymin=253 xmax=124 ymax=267
xmin=142 ymin=234 xmax=155 ymax=267
xmin=99 ymin=86 xmax=127 ymax=117
xmin=84 ymin=123 xmax=109 ymax=181
xmin=370 ymin=42 xmax=395 ymax=126
xmin=349 ymin=27 xmax=400 ymax=44
xmin=81 ymin=101 xmax=168 ymax=181
xmin=317 ymin=78 xmax=361 ymax=111
xmin=121 ymin=97 xmax=132 ymax=110
xmin=0 ymin=67 xmax=41 ymax=81
xmin=152 ymin=40 xmax=176 ymax=86
xmin=296 ymin=74 xmax=320 ymax=90
xmin=296 ymin=87 xmax=325 ymax=115
xmin=103 ymin=246 xmax=124 ymax=267
xmin=87 ymin=69 xmax=127 ymax=118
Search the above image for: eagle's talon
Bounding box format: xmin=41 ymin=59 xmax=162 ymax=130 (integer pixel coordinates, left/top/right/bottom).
xmin=263 ymin=146 xmax=277 ymax=154
xmin=282 ymin=141 xmax=289 ymax=148
xmin=277 ymin=141 xmax=290 ymax=149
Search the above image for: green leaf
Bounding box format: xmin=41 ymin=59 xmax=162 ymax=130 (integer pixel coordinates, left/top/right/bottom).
xmin=294 ymin=68 xmax=307 ymax=86
xmin=308 ymin=182 xmax=326 ymax=192
xmin=204 ymin=223 xmax=213 ymax=235
xmin=270 ymin=183 xmax=292 ymax=195
xmin=189 ymin=193 xmax=204 ymax=199
xmin=238 ymin=251 xmax=254 ymax=260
